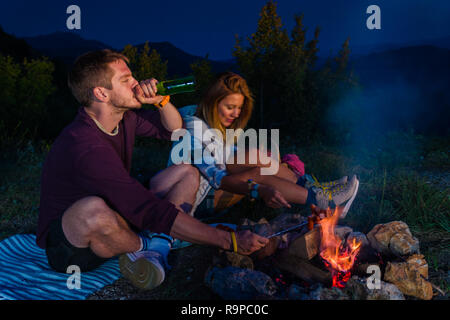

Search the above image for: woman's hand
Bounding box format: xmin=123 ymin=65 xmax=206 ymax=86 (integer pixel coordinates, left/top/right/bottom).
xmin=235 ymin=230 xmax=269 ymax=255
xmin=258 ymin=185 xmax=291 ymax=209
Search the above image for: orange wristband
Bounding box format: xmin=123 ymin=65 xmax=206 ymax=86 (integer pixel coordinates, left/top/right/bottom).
xmin=154 ymin=95 xmax=170 ymax=109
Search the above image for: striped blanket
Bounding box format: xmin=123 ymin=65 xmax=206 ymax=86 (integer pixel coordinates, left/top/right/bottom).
xmin=0 ymin=234 xmax=120 ymax=300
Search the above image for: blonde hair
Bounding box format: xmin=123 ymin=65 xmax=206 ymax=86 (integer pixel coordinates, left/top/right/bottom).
xmin=196 ymin=72 xmax=254 ymax=141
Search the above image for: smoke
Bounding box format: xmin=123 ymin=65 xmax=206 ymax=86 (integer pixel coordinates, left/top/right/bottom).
xmin=325 ymin=78 xmax=435 ymax=170
xmin=328 ymin=79 xmax=425 ymax=139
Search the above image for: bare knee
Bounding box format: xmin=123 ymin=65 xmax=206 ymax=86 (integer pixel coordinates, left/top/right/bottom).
xmin=179 ymin=164 xmax=200 ymax=189
xmin=71 ymin=197 xmax=120 ymax=235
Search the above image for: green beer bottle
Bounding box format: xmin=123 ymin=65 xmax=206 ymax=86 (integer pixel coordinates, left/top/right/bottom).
xmin=156 ymin=75 xmax=196 ymax=95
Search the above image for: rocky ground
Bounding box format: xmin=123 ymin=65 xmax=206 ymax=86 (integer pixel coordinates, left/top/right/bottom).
xmin=87 ymin=245 xmax=219 ymax=300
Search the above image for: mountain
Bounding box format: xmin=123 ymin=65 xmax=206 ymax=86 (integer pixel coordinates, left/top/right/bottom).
xmin=133 ymin=41 xmax=236 ymax=76
xmin=347 ymin=35 xmax=450 ymax=57
xmin=21 ymin=32 xmax=235 ymax=76
xmin=347 ymin=45 xmax=450 ymax=135
xmin=22 ymin=32 xmax=114 ymax=65
xmin=0 ymin=26 xmax=37 ymax=60
xmin=350 ymin=45 xmax=450 ymax=86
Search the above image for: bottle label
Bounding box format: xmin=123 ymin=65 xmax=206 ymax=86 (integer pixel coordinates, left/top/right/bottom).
xmin=165 ymin=81 xmax=195 ymax=90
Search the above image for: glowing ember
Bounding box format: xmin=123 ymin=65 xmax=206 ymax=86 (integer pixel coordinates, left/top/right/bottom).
xmin=274 ymin=274 xmax=287 ymax=286
xmin=318 ymin=207 xmax=362 ymax=287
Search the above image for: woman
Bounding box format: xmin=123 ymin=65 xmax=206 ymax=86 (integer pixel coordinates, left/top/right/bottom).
xmin=159 ymin=72 xmax=359 ymax=218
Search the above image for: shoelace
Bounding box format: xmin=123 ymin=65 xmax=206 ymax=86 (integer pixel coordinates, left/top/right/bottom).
xmin=312 ymin=174 xmax=347 ymax=191
xmin=323 ymin=183 xmax=347 ymax=201
xmin=311 ymin=174 xmax=348 ymax=201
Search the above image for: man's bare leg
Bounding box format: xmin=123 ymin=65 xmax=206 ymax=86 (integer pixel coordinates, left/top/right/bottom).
xmin=149 ymin=164 xmax=200 ymax=214
xmin=61 ymin=196 xmax=141 ymax=258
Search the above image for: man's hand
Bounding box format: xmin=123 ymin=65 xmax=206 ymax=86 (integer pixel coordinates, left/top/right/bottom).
xmin=235 ymin=230 xmax=269 ymax=255
xmin=133 ymin=78 xmax=164 ymax=105
xmin=259 ymin=185 xmax=291 ymax=209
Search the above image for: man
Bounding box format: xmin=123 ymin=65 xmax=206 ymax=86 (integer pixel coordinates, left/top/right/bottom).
xmin=37 ymin=49 xmax=268 ymax=290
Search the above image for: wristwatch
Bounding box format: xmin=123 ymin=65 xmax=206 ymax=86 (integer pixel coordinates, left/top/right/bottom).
xmin=247 ymin=179 xmax=259 ymax=201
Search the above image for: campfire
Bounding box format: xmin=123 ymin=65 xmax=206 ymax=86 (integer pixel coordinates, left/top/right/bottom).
xmin=317 ymin=207 xmax=362 ymax=288
xmin=204 ymin=208 xmax=437 ymax=300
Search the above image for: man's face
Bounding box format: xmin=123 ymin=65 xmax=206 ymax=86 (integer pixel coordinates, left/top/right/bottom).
xmin=107 ymin=59 xmax=141 ymax=109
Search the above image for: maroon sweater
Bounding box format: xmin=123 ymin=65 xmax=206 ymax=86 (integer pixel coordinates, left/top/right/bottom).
xmin=36 ymin=107 xmax=179 ymax=249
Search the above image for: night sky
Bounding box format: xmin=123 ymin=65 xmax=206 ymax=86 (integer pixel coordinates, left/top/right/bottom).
xmin=1 ymin=0 xmax=449 ymax=60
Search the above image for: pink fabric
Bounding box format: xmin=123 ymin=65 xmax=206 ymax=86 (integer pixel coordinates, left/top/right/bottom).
xmin=281 ymin=154 xmax=305 ymax=177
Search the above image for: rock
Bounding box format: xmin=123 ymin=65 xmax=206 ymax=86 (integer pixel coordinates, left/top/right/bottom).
xmin=367 ymin=281 xmax=405 ymax=300
xmin=269 ymin=213 xmax=305 ymax=231
xmin=308 ymin=283 xmax=349 ymax=300
xmin=252 ymin=221 xmax=273 ymax=237
xmin=347 ymin=232 xmax=370 ymax=248
xmin=240 ymin=218 xmax=257 ymax=227
xmin=346 ymin=231 xmax=374 ymax=268
xmin=367 ymin=221 xmax=420 ymax=256
xmin=225 ymin=252 xmax=254 ymax=270
xmin=383 ymin=254 xmax=433 ymax=300
xmin=343 ymin=276 xmax=369 ymax=300
xmin=334 ymin=226 xmax=353 ymax=240
xmin=287 ymin=284 xmax=309 ymax=300
xmin=204 ymin=266 xmax=278 ymax=300
xmin=344 ymin=276 xmax=405 ymax=300
xmin=390 ymin=232 xmax=420 ymax=256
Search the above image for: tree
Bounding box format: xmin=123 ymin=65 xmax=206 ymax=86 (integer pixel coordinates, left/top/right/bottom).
xmin=122 ymin=42 xmax=168 ymax=82
xmin=190 ymin=56 xmax=214 ymax=99
xmin=0 ymin=54 xmax=56 ymax=146
xmin=233 ymin=1 xmax=355 ymax=143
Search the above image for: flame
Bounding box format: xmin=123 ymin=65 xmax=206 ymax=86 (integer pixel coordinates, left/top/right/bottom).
xmin=318 ymin=207 xmax=362 ymax=287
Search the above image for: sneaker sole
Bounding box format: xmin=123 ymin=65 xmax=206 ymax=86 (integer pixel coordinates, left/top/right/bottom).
xmin=118 ymin=254 xmax=165 ymax=290
xmin=340 ymin=178 xmax=359 ymax=218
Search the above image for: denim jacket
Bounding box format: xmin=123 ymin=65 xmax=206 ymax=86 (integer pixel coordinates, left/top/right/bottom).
xmin=167 ymin=105 xmax=235 ymax=213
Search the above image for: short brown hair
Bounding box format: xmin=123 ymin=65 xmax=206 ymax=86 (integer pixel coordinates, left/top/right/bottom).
xmin=68 ymin=49 xmax=129 ymax=106
xmin=197 ymin=72 xmax=254 ymax=139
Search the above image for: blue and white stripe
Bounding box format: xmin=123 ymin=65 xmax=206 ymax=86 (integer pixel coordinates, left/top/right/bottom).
xmin=0 ymin=234 xmax=120 ymax=300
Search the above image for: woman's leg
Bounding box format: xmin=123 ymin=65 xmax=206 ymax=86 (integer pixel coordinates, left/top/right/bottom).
xmin=226 ymin=148 xmax=298 ymax=183
xmin=224 ymin=166 xmax=308 ymax=204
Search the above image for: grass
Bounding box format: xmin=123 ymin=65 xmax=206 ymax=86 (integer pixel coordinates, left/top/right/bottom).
xmin=0 ymin=141 xmax=49 ymax=240
xmin=0 ymin=130 xmax=449 ymax=299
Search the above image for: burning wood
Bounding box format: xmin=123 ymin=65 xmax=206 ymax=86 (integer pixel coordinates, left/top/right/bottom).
xmin=317 ymin=207 xmax=362 ymax=288
xmin=287 ymin=227 xmax=320 ymax=260
xmin=274 ymin=251 xmax=332 ymax=285
xmin=203 ymin=212 xmax=435 ymax=300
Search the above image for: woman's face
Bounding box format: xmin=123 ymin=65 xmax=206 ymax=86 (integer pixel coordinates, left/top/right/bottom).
xmin=217 ymin=93 xmax=244 ymax=128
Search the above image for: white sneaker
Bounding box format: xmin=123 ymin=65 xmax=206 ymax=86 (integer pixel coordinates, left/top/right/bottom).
xmin=313 ymin=175 xmax=359 ymax=218
xmin=305 ymin=175 xmax=348 ymax=189
xmin=119 ymin=251 xmax=165 ymax=290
